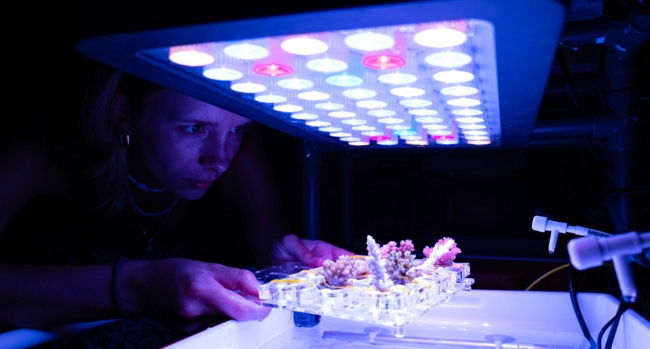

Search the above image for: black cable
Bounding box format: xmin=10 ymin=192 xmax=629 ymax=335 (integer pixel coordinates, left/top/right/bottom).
xmin=568 ymin=266 xmax=597 ymax=348
xmin=597 ymin=299 xmax=628 ymax=349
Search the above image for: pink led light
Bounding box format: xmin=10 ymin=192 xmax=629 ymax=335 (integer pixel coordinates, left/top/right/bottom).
xmin=362 ymin=55 xmax=405 ymax=70
xmin=370 ymin=135 xmax=391 ymax=141
xmin=432 ymin=135 xmax=456 ymax=141
xmin=253 ymin=64 xmax=293 ymax=76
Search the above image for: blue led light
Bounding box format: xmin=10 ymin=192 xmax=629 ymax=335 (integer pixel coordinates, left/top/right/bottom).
xmin=393 ymin=130 xmax=417 ymax=136
xmin=326 ymin=74 xmax=363 ymax=87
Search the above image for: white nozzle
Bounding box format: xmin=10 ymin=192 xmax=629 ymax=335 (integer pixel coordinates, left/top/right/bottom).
xmin=549 ymin=230 xmax=559 ymax=254
xmin=532 ymin=216 xmax=548 ymax=232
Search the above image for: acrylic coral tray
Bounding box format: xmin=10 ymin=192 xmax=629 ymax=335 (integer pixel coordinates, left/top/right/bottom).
xmin=254 ymin=260 xmax=474 ymax=335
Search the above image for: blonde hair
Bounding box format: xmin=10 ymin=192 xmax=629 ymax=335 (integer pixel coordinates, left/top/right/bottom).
xmin=78 ymin=65 xmax=164 ymax=219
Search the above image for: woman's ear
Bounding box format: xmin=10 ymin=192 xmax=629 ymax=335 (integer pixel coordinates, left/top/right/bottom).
xmin=112 ymin=92 xmax=131 ymax=134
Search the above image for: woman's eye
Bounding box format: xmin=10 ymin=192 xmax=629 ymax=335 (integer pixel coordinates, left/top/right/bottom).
xmin=184 ymin=125 xmax=203 ymax=134
xmin=231 ymin=126 xmax=243 ymax=133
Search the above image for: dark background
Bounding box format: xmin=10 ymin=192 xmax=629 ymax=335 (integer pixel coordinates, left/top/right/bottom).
xmin=3 ymin=0 xmax=649 ymax=312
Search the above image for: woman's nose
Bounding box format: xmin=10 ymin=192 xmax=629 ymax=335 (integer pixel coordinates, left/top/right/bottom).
xmin=198 ymin=138 xmax=231 ymax=174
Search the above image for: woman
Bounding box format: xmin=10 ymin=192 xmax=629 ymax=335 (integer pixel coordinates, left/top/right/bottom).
xmin=0 ymin=64 xmax=351 ymax=344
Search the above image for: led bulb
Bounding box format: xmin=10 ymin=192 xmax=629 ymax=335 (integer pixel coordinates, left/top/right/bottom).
xmin=437 ymin=139 xmax=459 ymax=145
xmin=331 ymin=132 xmax=352 ymax=137
xmin=390 ymin=87 xmax=425 ymax=98
xmin=253 ymin=64 xmax=293 ymax=76
xmin=345 ymin=32 xmax=395 ymax=51
xmin=291 ymin=113 xmax=319 ymax=120
xmin=224 ymin=44 xmax=269 ymax=60
xmin=377 ymin=139 xmax=399 ymax=146
xmin=349 ymin=141 xmax=370 ymax=146
xmin=203 ymin=67 xmax=243 ymax=81
xmin=416 ymin=116 xmax=443 ymax=123
xmin=326 ymin=74 xmax=363 ymax=87
xmin=368 ymin=109 xmax=396 ymax=117
xmin=441 ymin=86 xmax=479 ymax=97
xmin=422 ymin=124 xmax=448 ymax=130
xmin=414 ymin=28 xmax=467 ymax=48
xmin=452 ymin=109 xmax=483 ymax=116
xmin=425 ymin=52 xmax=472 ymax=68
xmin=378 ymin=73 xmax=417 ymax=85
xmin=306 ymin=120 xmax=331 ymax=127
xmin=319 ymin=126 xmax=342 ymax=132
xmin=341 ymin=118 xmax=367 ymax=125
xmin=362 ymin=130 xmax=385 ymax=136
xmin=409 ymin=109 xmax=438 ymax=116
xmin=458 ymin=123 xmax=487 ymax=130
xmin=401 ymin=135 xmax=423 ymax=141
xmin=378 ymin=117 xmax=404 ymax=124
xmin=306 ymin=58 xmax=348 ymax=73
xmin=463 ymin=130 xmax=488 ymax=136
xmin=231 ymin=82 xmax=267 ymax=93
xmin=169 ymin=50 xmax=214 ymax=67
xmin=315 ymin=102 xmax=344 ymax=110
xmin=273 ymin=104 xmax=304 ymax=113
xmin=455 ymin=116 xmax=485 ymax=123
xmin=356 ymin=100 xmax=387 ymax=109
xmin=407 ymin=140 xmax=429 ymax=145
xmin=352 ymin=125 xmax=375 ymax=131
xmin=394 ymin=130 xmax=417 ymax=136
xmin=298 ymin=91 xmax=331 ymax=100
xmin=343 ymin=89 xmax=377 ymax=99
xmin=329 ymin=111 xmax=356 ymax=118
xmin=281 ymin=37 xmax=328 ymax=55
xmin=278 ymin=78 xmax=314 ymax=90
xmin=340 ymin=137 xmax=361 ymax=142
xmin=400 ymin=99 xmax=432 ymax=108
xmin=468 ymin=140 xmax=491 ymax=145
xmin=428 ymin=130 xmax=452 ymax=136
xmin=387 ymin=124 xmax=412 ymax=130
xmin=447 ymin=98 xmax=480 ymax=107
xmin=433 ymin=70 xmax=474 ymax=84
xmin=254 ymin=94 xmax=287 ymax=103
xmin=465 ymin=135 xmax=490 ymax=141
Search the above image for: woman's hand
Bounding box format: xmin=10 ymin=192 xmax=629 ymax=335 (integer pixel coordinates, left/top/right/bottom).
xmin=268 ymin=234 xmax=355 ymax=268
xmin=121 ymin=258 xmax=271 ymax=333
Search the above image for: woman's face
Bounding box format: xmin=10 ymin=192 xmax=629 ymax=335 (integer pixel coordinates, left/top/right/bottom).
xmin=127 ymin=89 xmax=252 ymax=200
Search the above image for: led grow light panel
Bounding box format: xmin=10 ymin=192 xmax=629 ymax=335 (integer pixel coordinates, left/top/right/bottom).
xmin=142 ymin=19 xmax=500 ymax=147
xmin=255 ymin=261 xmax=473 ymax=334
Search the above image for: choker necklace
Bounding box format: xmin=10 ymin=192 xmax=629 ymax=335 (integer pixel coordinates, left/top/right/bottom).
xmin=128 ymin=173 xmax=168 ymax=193
xmin=129 ymin=193 xmax=179 ymax=217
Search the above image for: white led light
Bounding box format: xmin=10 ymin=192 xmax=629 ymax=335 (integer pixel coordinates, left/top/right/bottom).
xmin=306 ymin=120 xmax=331 ymax=127
xmin=169 ymin=51 xmax=214 ymax=66
xmin=409 ymin=109 xmax=438 ymax=116
xmin=428 ymin=130 xmax=452 ymax=136
xmin=414 ymin=28 xmax=467 ymax=48
xmin=456 ymin=116 xmax=485 ymax=123
xmin=386 ymin=124 xmax=411 ymax=130
xmin=468 ymin=140 xmax=491 ymax=145
xmin=463 ymin=130 xmax=488 ymax=136
xmin=306 ymin=58 xmax=348 ymax=73
xmin=425 ymin=52 xmax=472 ymax=68
xmin=224 ymin=44 xmax=269 ymax=60
xmin=281 ymin=37 xmax=328 ymax=55
xmin=349 ymin=141 xmax=370 ymax=146
xmin=407 ymin=140 xmax=429 ymax=145
xmin=331 ymin=132 xmax=352 ymax=137
xmin=465 ymin=135 xmax=490 ymax=141
xmin=291 ymin=112 xmax=319 ymax=120
xmin=400 ymin=99 xmax=432 ymax=108
xmin=390 ymin=86 xmax=426 ymax=98
xmin=401 ymin=135 xmax=423 ymax=141
xmin=278 ymin=78 xmax=314 ymax=90
xmin=422 ymin=124 xmax=448 ymax=130
xmin=341 ymin=118 xmax=367 ymax=125
xmin=203 ymin=67 xmax=243 ymax=81
xmin=341 ymin=137 xmax=361 ymax=142
xmin=437 ymin=139 xmax=459 ymax=145
xmin=356 ymin=100 xmax=387 ymax=109
xmin=342 ymin=89 xmax=376 ymax=99
xmin=362 ymin=130 xmax=384 ymax=136
xmin=458 ymin=123 xmax=487 ymax=130
xmin=368 ymin=109 xmax=396 ymax=117
xmin=441 ymin=86 xmax=479 ymax=97
xmin=273 ymin=104 xmax=303 ymax=113
xmin=447 ymin=98 xmax=481 ymax=107
xmin=319 ymin=126 xmax=342 ymax=132
xmin=254 ymin=94 xmax=287 ymax=103
xmin=378 ymin=73 xmax=417 ymax=85
xmin=231 ymin=82 xmax=267 ymax=93
xmin=298 ymin=91 xmax=331 ymax=101
xmin=452 ymin=109 xmax=483 ymax=116
xmin=377 ymin=117 xmax=404 ymax=124
xmin=345 ymin=32 xmax=395 ymax=51
xmin=315 ymin=102 xmax=344 ymax=110
xmin=377 ymin=139 xmax=399 ymax=146
xmin=433 ymin=70 xmax=475 ymax=84
xmin=416 ymin=116 xmax=443 ymax=123
xmin=352 ymin=125 xmax=375 ymax=131
xmin=329 ymin=111 xmax=356 ymax=118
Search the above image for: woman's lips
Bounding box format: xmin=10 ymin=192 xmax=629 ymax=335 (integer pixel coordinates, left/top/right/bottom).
xmin=186 ymin=179 xmax=214 ymax=189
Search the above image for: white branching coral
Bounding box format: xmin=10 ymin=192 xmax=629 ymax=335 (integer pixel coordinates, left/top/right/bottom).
xmin=318 ymin=255 xmax=368 ymax=287
xmin=422 ymin=237 xmax=461 ymax=267
xmin=385 ymin=250 xmax=420 ymax=285
xmin=365 ymin=235 xmax=394 ymax=291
